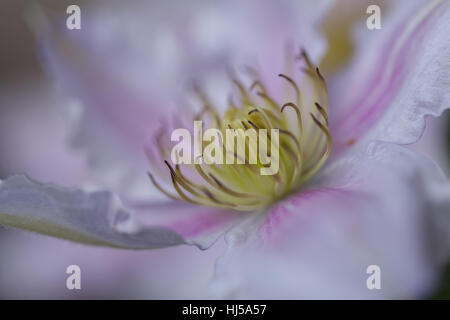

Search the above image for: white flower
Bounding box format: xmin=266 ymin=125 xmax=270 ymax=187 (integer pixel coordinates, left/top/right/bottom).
xmin=1 ymin=0 xmax=450 ymax=298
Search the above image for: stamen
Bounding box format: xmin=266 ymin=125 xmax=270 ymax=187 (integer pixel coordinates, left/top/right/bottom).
xmin=202 ymin=189 xmax=236 ymax=207
xmin=175 ymin=165 xmax=202 ymax=190
xmin=148 ymin=49 xmax=331 ymax=211
xmin=315 ymin=67 xmax=325 ymax=82
xmin=249 ymin=80 xmax=267 ymax=93
xmin=251 ymin=106 xmax=278 ymax=129
xmin=232 ymin=78 xmax=251 ymax=104
xmin=247 ymin=120 xmax=259 ymax=130
xmin=314 ymin=102 xmax=328 ymax=125
xmin=300 ymin=113 xmax=332 ymax=183
xmin=169 ymin=170 xmax=202 ymax=205
xmin=208 ymin=173 xmax=255 ymax=198
xmin=278 ymin=74 xmax=301 ymax=105
xmin=164 ymin=161 xmax=203 ymax=198
xmin=256 ymin=92 xmax=280 ymax=111
xmin=281 ymin=102 xmax=303 ymax=136
xmin=279 ymin=129 xmax=302 ymax=156
xmin=301 ymin=68 xmax=316 ymax=78
xmin=155 ymin=128 xmax=168 ymax=158
xmin=282 ymin=143 xmax=300 ymax=168
xmin=148 ymin=172 xmax=182 ymax=201
xmin=298 ymin=48 xmax=313 ymax=69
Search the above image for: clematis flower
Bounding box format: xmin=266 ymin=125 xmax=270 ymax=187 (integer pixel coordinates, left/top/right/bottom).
xmin=1 ymin=0 xmax=450 ymax=299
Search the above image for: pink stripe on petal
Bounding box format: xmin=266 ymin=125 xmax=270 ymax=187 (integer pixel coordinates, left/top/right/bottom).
xmin=331 ymin=0 xmax=446 ymax=151
xmin=169 ymin=209 xmax=240 ymax=239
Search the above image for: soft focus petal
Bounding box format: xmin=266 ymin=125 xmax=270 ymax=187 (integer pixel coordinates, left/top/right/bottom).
xmin=0 ymin=228 xmax=224 ymax=299
xmin=134 ymin=201 xmax=242 ymax=250
xmin=33 ymin=0 xmax=331 ymax=201
xmin=412 ymin=112 xmax=450 ymax=175
xmin=319 ymin=0 xmax=388 ymax=75
xmin=34 ymin=14 xmax=166 ymax=201
xmin=0 ymin=175 xmax=182 ymax=248
xmin=211 ymin=142 xmax=450 ymax=298
xmin=0 ymin=76 xmax=88 ymax=187
xmin=329 ymin=0 xmax=450 ymax=151
xmin=0 ymin=175 xmax=242 ymax=249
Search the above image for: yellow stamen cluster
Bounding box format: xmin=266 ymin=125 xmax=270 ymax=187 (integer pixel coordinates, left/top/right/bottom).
xmin=148 ymin=50 xmax=331 ymax=211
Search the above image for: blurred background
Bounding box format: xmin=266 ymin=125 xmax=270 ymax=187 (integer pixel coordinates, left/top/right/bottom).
xmin=0 ymin=0 xmax=88 ymax=181
xmin=0 ymin=0 xmax=449 ymax=299
xmin=0 ymin=0 xmax=226 ymax=299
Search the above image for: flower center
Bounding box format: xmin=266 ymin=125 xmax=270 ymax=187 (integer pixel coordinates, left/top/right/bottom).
xmin=148 ymin=50 xmax=331 ymax=211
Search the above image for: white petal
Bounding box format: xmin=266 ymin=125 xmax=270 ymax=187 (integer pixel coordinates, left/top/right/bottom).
xmin=0 ymin=230 xmax=224 ymax=298
xmin=0 ymin=77 xmax=88 ymax=186
xmin=0 ymin=175 xmax=241 ymax=249
xmin=329 ymin=0 xmax=450 ymax=151
xmin=211 ymin=142 xmax=450 ymax=298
